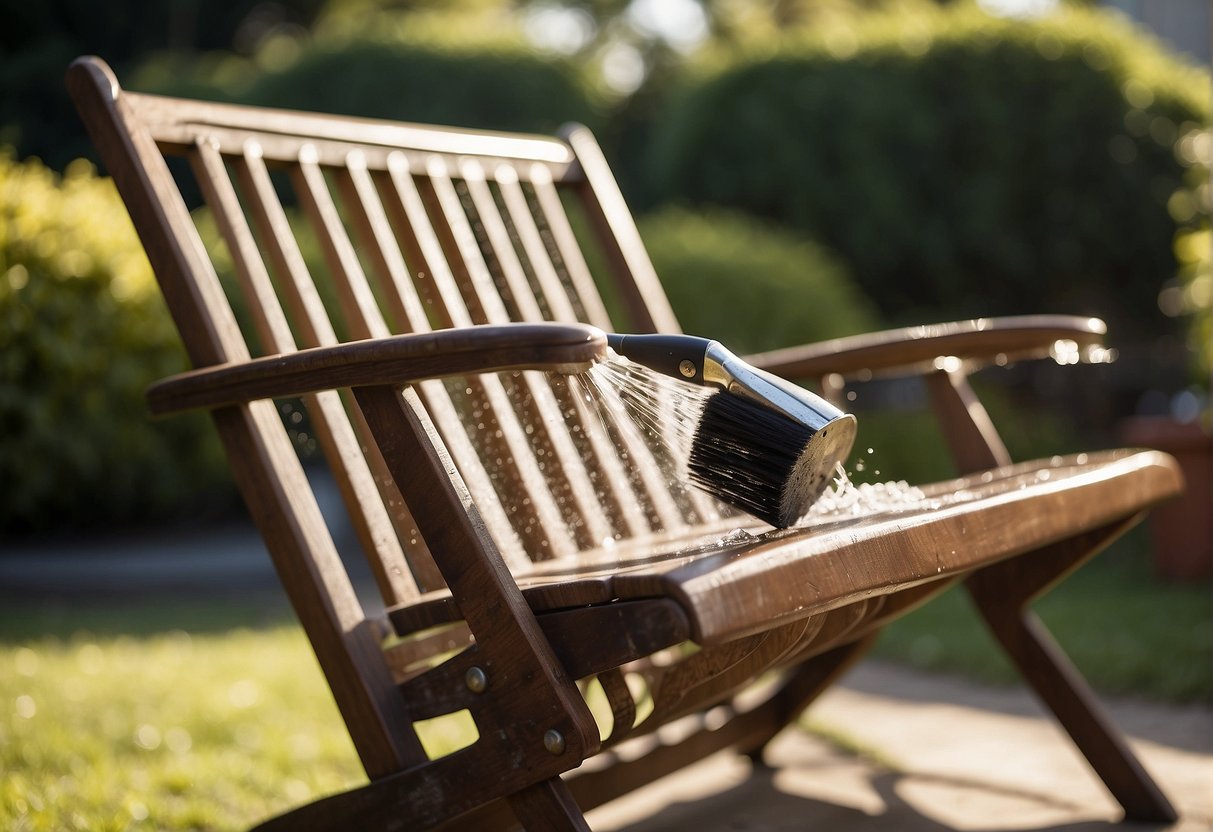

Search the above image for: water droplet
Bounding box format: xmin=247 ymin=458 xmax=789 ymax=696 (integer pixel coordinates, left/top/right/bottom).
xmin=165 ymin=727 xmax=192 ymax=755
xmin=135 ymin=724 xmax=162 ymax=750
xmin=228 ymin=679 xmax=261 ymax=708
xmin=14 ymin=647 xmax=38 ymax=677
xmin=15 ymin=694 xmax=36 ymax=719
xmin=77 ymin=643 xmax=103 ymax=675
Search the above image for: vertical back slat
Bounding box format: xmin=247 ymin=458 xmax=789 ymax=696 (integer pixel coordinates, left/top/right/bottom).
xmin=410 ymin=157 xmax=580 ymax=557
xmin=291 ymin=150 xmax=390 ymax=340
xmin=224 ymin=144 xmax=435 ymax=600
xmin=554 ymin=372 xmax=653 ymax=538
xmin=378 ymin=156 xmax=469 ymax=330
xmin=334 ymin=153 xmax=432 ymax=335
xmin=496 ymin=164 xmax=691 ymax=531
xmin=453 ymin=167 xmax=657 ymax=538
xmin=379 ymin=155 xmax=570 ymax=555
xmin=232 ymin=144 xmax=338 ymax=344
xmin=562 ymin=125 xmax=680 ymax=334
xmin=496 ymin=167 xmax=583 ymax=323
xmin=291 ymin=148 xmax=537 ymax=568
xmin=457 ymin=159 xmax=618 ymax=547
xmin=457 ymin=160 xmax=547 ymax=322
xmin=527 ymin=164 xmax=613 ymax=332
xmin=189 ymin=139 xmax=296 ymax=352
xmin=358 ymin=157 xmax=553 ymax=560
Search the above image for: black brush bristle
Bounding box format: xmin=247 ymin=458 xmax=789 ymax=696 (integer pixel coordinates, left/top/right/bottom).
xmin=688 ymin=391 xmax=820 ymax=527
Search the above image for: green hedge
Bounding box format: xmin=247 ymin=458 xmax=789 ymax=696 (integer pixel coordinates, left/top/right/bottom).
xmin=637 ymin=206 xmax=880 ymax=352
xmin=651 ymin=8 xmax=1210 ymax=350
xmin=244 ymin=40 xmax=599 ymax=134
xmin=0 ymin=153 xmax=230 ymax=533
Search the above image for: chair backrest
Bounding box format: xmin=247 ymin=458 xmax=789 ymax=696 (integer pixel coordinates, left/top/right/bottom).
xmin=69 ymin=57 xmax=731 ymax=777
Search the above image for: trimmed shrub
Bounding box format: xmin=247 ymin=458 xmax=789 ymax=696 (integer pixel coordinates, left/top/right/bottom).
xmin=651 ymin=8 xmax=1210 ymax=354
xmin=0 ymin=153 xmax=230 ymax=533
xmin=237 ymin=40 xmax=601 ymax=135
xmin=637 ymin=206 xmax=880 ymax=352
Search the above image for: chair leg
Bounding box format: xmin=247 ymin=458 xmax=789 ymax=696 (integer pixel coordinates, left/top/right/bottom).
xmin=507 ymin=777 xmax=591 ymax=831
xmin=966 ymin=520 xmax=1177 ymax=823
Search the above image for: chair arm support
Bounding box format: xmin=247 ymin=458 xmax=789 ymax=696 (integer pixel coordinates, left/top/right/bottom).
xmin=744 ymin=315 xmax=1107 ymax=381
xmin=147 ymin=322 xmax=607 ymax=416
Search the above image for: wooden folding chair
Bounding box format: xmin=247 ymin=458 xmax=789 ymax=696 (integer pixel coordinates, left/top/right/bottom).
xmin=68 ymin=55 xmax=1181 ymax=830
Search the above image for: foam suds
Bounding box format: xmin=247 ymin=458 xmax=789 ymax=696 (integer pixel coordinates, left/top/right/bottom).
xmin=802 ymin=464 xmax=931 ymax=521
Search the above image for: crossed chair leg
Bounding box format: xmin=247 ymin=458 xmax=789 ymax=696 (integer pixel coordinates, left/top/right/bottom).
xmin=741 ymin=519 xmax=1177 ymax=825
xmin=965 ymin=518 xmax=1177 ymax=822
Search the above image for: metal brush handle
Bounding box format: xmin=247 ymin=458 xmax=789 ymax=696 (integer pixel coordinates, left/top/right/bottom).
xmin=604 ymin=333 xmax=714 ymax=383
xmin=605 ymin=332 xmax=850 ymax=432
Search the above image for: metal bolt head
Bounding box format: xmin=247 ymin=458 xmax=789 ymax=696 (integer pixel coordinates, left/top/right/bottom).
xmin=678 ymin=359 xmax=697 ymax=379
xmin=465 ymin=666 xmax=487 ymax=694
xmin=543 ymin=729 xmax=566 ymax=755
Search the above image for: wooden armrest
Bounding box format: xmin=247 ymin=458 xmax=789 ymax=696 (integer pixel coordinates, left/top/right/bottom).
xmin=147 ymin=322 xmax=606 ymax=415
xmin=745 ymin=315 xmax=1109 ymax=380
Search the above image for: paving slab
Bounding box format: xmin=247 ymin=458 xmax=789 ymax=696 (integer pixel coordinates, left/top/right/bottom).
xmin=588 ymin=662 xmax=1213 ymax=831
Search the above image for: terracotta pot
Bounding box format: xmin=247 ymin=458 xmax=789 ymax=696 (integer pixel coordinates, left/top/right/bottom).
xmin=1120 ymin=416 xmax=1213 ymax=582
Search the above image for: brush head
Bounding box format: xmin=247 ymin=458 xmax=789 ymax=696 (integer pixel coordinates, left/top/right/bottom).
xmin=688 ymin=391 xmax=857 ymax=528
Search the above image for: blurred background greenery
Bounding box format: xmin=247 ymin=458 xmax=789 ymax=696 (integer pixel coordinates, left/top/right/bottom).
xmin=1 ymin=0 xmax=1209 ymax=534
xmin=1 ymin=2 xmax=1209 ymax=828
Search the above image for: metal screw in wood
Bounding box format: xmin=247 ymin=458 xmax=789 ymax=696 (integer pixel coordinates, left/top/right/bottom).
xmin=465 ymin=667 xmax=487 ymax=694
xmin=543 ymin=729 xmax=565 ymax=755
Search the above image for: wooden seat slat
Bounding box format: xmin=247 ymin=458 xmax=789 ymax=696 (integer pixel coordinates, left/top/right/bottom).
xmin=386 ymin=450 xmax=1180 ymax=645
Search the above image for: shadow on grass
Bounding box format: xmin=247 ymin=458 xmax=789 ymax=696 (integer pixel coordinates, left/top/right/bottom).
xmin=0 ymin=591 xmax=299 ymax=642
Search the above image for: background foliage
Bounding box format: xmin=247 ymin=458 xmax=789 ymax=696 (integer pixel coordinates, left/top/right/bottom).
xmin=650 ymin=7 xmax=1209 ymax=362
xmin=0 ymin=0 xmax=327 ymax=170
xmin=0 ymin=0 xmax=1208 ymax=534
xmin=254 ymin=44 xmax=594 ymax=133
xmin=638 ymin=206 xmax=879 ymax=351
xmin=0 ymin=153 xmax=230 ymax=532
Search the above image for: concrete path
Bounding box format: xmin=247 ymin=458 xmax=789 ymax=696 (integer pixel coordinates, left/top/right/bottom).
xmin=591 ymin=662 xmax=1213 ymax=831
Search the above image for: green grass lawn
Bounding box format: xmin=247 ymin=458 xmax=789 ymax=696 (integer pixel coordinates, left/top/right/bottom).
xmin=873 ymin=530 xmax=1212 ymax=703
xmin=1 ymin=601 xmax=363 ymax=831
xmin=1 ymin=534 xmax=1208 ymax=831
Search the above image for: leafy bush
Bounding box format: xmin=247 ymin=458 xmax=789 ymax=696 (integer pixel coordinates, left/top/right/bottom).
xmin=235 ymin=39 xmax=602 ymax=135
xmin=651 ymin=7 xmax=1210 ymax=354
xmin=637 ymin=206 xmax=879 ymax=352
xmin=0 ymin=152 xmax=230 ymax=533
